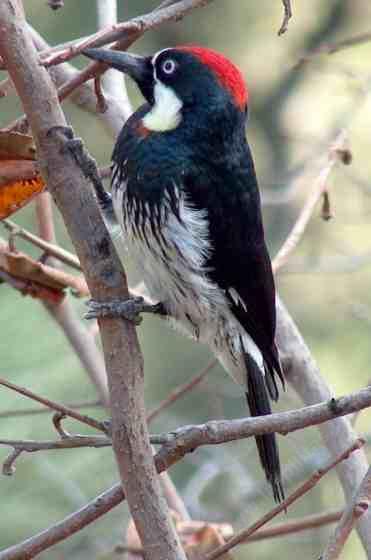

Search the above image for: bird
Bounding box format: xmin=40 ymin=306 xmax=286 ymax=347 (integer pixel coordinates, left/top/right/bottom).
xmin=83 ymin=45 xmax=285 ymax=502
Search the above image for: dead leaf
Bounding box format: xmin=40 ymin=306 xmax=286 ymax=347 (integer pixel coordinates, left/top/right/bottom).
xmin=0 ymin=267 xmax=65 ymax=304
xmin=0 ymin=131 xmax=36 ymax=161
xmin=0 ymin=239 xmax=89 ymax=297
xmin=125 ymin=513 xmax=234 ymax=560
xmin=181 ymin=524 xmax=234 ymax=560
xmin=0 ymin=175 xmax=45 ymax=219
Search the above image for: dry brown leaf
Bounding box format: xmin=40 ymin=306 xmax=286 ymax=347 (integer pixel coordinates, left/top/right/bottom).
xmin=0 ymin=159 xmax=40 ymax=187
xmin=0 ymin=131 xmax=36 ymax=160
xmin=0 ymin=132 xmax=45 ymax=218
xmin=125 ymin=514 xmax=234 ymax=559
xmin=181 ymin=524 xmax=234 ymax=560
xmin=0 ymin=239 xmax=89 ymax=297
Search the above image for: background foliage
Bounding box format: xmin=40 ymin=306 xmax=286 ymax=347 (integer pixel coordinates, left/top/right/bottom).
xmin=1 ymin=1 xmax=371 ymax=558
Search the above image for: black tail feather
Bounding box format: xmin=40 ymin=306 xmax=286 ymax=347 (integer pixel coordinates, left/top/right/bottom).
xmin=244 ymin=353 xmax=285 ymax=503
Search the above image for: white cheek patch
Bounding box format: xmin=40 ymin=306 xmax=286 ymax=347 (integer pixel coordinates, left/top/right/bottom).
xmin=143 ymin=81 xmax=183 ymax=132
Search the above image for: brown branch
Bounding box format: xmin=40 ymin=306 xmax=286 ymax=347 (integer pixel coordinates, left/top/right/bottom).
xmin=41 ymin=0 xmax=214 ymax=67
xmin=276 ymin=297 xmax=371 ymax=553
xmin=0 ymin=76 xmax=13 ymax=97
xmin=278 ymin=0 xmax=292 ymax=36
xmin=0 ymin=434 xmax=111 ymax=454
xmin=1 ymin=386 xmax=369 ymax=560
xmin=0 ymin=267 xmax=64 ymax=303
xmin=244 ymin=509 xmax=343 ymax=543
xmin=296 ymin=30 xmax=371 ymax=69
xmin=23 ymin=193 xmax=108 ymax=403
xmin=93 ymin=75 xmax=108 ymax=113
xmin=0 ymin=4 xmax=186 ymax=559
xmin=0 ymin=399 xmax=101 ymax=419
xmin=1 ymin=385 xmax=371 ymax=469
xmin=115 ymin=508 xmax=346 ymax=555
xmin=321 ymin=466 xmax=371 ymax=560
xmin=2 ymin=218 xmax=81 ymax=270
xmin=205 ymin=440 xmax=364 ymax=560
xmin=0 ymin=483 xmax=126 ymax=559
xmin=154 ymin=386 xmax=371 ymax=471
xmin=147 ymin=359 xmax=217 ymax=423
xmin=96 ymin=0 xmax=131 ymax=118
xmin=0 ymin=376 xmax=106 ymax=432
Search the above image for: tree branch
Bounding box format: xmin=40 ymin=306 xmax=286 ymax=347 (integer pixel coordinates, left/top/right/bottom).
xmin=0 ymin=4 xmax=186 ymax=559
xmin=147 ymin=359 xmax=216 ymax=423
xmin=41 ymin=0 xmax=215 ymax=67
xmin=95 ymin=0 xmax=132 ymax=119
xmin=0 ymin=376 xmax=106 ymax=432
xmin=276 ymin=297 xmax=371 ymax=554
xmin=0 ymin=431 xmax=364 ymax=559
xmin=205 ymin=440 xmax=363 ymax=560
xmin=272 ymin=131 xmax=348 ymax=273
xmin=278 ymin=0 xmax=292 ymax=35
xmin=153 ymin=388 xmax=371 ymax=470
xmin=320 ymin=466 xmax=371 ymax=560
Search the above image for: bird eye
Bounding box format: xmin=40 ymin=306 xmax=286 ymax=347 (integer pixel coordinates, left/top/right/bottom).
xmin=161 ymin=58 xmax=176 ymax=75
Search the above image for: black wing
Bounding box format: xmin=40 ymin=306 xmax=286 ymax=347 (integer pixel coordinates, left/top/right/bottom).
xmin=184 ymin=141 xmax=284 ymax=397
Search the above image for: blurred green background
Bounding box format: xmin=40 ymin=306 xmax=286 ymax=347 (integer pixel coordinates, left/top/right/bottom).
xmin=1 ymin=0 xmax=371 ymax=558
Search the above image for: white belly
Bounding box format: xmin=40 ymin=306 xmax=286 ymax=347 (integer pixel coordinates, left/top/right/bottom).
xmin=111 ymin=178 xmax=264 ymax=386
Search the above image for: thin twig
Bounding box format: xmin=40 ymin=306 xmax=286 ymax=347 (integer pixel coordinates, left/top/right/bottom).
xmin=205 ymin=440 xmax=364 ymax=560
xmin=41 ymin=0 xmax=215 ymax=67
xmin=93 ymin=75 xmax=108 ymax=113
xmin=0 ymin=411 xmax=367 ymax=559
xmin=0 ymin=435 xmax=112 ymax=453
xmin=2 ymin=219 xmax=81 ymax=270
xmin=320 ymin=466 xmax=371 ymax=560
xmin=272 ymin=131 xmax=348 ymax=273
xmin=278 ymin=0 xmax=292 ymax=36
xmin=276 ymin=297 xmax=371 ymax=553
xmin=115 ymin=508 xmax=346 ymax=553
xmin=244 ymin=509 xmax=343 ymax=543
xmin=0 ymin=376 xmax=106 ymax=432
xmin=0 ymin=400 xmax=101 ymax=419
xmin=95 ymin=0 xmax=131 ymax=118
xmin=0 ymin=76 xmax=14 ymax=97
xmin=147 ymin=359 xmax=216 ymax=423
xmin=295 ymin=30 xmax=371 ymax=69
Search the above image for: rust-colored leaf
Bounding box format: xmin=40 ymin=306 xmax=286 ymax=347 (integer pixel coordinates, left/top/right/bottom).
xmin=180 ymin=523 xmax=234 ymax=560
xmin=0 ymin=268 xmax=65 ymax=304
xmin=0 ymin=239 xmax=89 ymax=297
xmin=0 ymin=160 xmax=45 ymax=218
xmin=125 ymin=515 xmax=234 ymax=560
xmin=0 ymin=131 xmax=36 ymax=161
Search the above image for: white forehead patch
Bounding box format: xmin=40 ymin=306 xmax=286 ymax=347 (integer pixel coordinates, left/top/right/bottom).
xmin=142 ymin=49 xmax=183 ymax=132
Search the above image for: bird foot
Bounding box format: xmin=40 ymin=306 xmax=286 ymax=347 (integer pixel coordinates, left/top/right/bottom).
xmin=48 ymin=125 xmax=110 ymax=207
xmin=85 ymin=296 xmax=166 ymax=324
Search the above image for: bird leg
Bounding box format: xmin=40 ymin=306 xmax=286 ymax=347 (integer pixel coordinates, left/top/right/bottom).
xmin=85 ymin=296 xmax=167 ymax=324
xmin=48 ymin=125 xmax=113 ymax=215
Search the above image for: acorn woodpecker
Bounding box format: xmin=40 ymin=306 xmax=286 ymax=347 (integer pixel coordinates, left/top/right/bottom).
xmin=83 ymin=45 xmax=285 ymax=502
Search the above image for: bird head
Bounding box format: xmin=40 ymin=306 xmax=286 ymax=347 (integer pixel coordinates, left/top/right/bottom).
xmin=83 ymin=46 xmax=248 ymax=133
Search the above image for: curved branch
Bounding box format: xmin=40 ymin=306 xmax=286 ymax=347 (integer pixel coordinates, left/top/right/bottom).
xmin=276 ymin=297 xmax=371 ymax=554
xmin=321 ymin=466 xmax=371 ymax=560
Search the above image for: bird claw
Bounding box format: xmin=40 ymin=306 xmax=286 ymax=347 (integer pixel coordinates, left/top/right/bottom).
xmin=49 ymin=125 xmax=106 ymax=200
xmin=85 ymin=297 xmax=166 ymax=324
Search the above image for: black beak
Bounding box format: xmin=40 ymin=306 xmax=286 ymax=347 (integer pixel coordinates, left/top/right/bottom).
xmin=83 ymin=48 xmax=153 ymax=100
